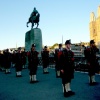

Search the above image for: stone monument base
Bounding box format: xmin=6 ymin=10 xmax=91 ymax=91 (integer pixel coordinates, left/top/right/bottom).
xmin=25 ymin=28 xmax=42 ymax=56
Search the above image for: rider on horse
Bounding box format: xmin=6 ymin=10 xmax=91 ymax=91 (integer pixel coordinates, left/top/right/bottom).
xmin=27 ymin=7 xmax=40 ymax=28
xmin=30 ymin=7 xmax=38 ymax=21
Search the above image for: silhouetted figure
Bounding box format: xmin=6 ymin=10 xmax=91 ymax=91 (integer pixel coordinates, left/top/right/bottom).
xmin=60 ymin=40 xmax=75 ymax=97
xmin=15 ymin=47 xmax=23 ymax=77
xmin=4 ymin=49 xmax=11 ymax=74
xmin=0 ymin=51 xmax=2 ymax=71
xmin=84 ymin=40 xmax=99 ymax=85
xmin=28 ymin=44 xmax=39 ymax=83
xmin=22 ymin=50 xmax=27 ymax=69
xmin=41 ymin=46 xmax=49 ymax=74
xmin=54 ymin=44 xmax=63 ymax=78
xmin=12 ymin=51 xmax=16 ymax=68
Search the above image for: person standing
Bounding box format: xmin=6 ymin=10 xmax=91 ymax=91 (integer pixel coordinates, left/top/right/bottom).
xmin=1 ymin=50 xmax=5 ymax=71
xmin=4 ymin=49 xmax=11 ymax=74
xmin=84 ymin=40 xmax=99 ymax=85
xmin=54 ymin=44 xmax=63 ymax=78
xmin=22 ymin=50 xmax=27 ymax=69
xmin=41 ymin=46 xmax=49 ymax=74
xmin=28 ymin=44 xmax=39 ymax=83
xmin=60 ymin=40 xmax=75 ymax=97
xmin=0 ymin=51 xmax=3 ymax=71
xmin=15 ymin=47 xmax=23 ymax=77
xmin=11 ymin=51 xmax=16 ymax=68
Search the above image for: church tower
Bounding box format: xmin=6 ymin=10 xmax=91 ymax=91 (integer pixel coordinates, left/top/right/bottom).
xmin=89 ymin=12 xmax=97 ymax=44
xmin=97 ymin=6 xmax=100 ymax=17
xmin=96 ymin=6 xmax=100 ymax=46
xmin=89 ymin=6 xmax=100 ymax=46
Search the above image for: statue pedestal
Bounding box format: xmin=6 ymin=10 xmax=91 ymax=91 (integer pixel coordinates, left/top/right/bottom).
xmin=25 ymin=28 xmax=42 ymax=56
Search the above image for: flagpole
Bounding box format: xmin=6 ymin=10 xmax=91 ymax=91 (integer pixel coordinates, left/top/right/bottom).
xmin=16 ymin=42 xmax=17 ymax=50
xmin=62 ymin=35 xmax=63 ymax=45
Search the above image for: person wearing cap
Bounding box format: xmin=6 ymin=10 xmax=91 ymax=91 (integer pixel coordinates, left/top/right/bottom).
xmin=1 ymin=50 xmax=5 ymax=72
xmin=15 ymin=47 xmax=23 ymax=77
xmin=41 ymin=46 xmax=49 ymax=74
xmin=0 ymin=51 xmax=4 ymax=71
xmin=84 ymin=40 xmax=99 ymax=85
xmin=4 ymin=49 xmax=11 ymax=74
xmin=60 ymin=40 xmax=75 ymax=97
xmin=28 ymin=44 xmax=39 ymax=83
xmin=54 ymin=43 xmax=63 ymax=78
xmin=1 ymin=50 xmax=6 ymax=71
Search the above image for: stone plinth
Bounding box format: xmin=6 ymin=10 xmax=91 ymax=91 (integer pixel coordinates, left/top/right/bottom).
xmin=25 ymin=28 xmax=42 ymax=56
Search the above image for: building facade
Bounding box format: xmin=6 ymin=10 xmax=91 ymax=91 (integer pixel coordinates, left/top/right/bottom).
xmin=90 ymin=6 xmax=100 ymax=47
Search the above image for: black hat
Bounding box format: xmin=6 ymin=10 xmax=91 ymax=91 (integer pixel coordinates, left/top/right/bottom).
xmin=90 ymin=40 xmax=95 ymax=44
xmin=65 ymin=39 xmax=71 ymax=45
xmin=32 ymin=43 xmax=36 ymax=47
xmin=59 ymin=44 xmax=62 ymax=47
xmin=44 ymin=46 xmax=47 ymax=48
xmin=18 ymin=47 xmax=21 ymax=50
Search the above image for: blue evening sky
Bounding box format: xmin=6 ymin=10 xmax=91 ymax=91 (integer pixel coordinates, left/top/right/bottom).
xmin=0 ymin=0 xmax=100 ymax=50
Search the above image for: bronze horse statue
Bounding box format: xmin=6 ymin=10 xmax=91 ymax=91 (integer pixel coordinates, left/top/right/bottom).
xmin=26 ymin=13 xmax=40 ymax=28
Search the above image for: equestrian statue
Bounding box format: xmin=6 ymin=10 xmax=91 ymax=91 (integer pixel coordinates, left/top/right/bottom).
xmin=26 ymin=7 xmax=40 ymax=28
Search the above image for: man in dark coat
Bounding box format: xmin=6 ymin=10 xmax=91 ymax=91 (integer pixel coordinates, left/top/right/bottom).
xmin=28 ymin=44 xmax=39 ymax=83
xmin=15 ymin=47 xmax=23 ymax=77
xmin=60 ymin=40 xmax=75 ymax=97
xmin=0 ymin=50 xmax=2 ymax=70
xmin=1 ymin=50 xmax=5 ymax=71
xmin=11 ymin=51 xmax=16 ymax=68
xmin=41 ymin=46 xmax=49 ymax=74
xmin=84 ymin=40 xmax=99 ymax=85
xmin=4 ymin=49 xmax=11 ymax=74
xmin=54 ymin=44 xmax=63 ymax=78
xmin=22 ymin=50 xmax=27 ymax=69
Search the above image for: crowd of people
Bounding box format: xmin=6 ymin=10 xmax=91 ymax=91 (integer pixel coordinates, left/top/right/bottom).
xmin=0 ymin=39 xmax=100 ymax=98
xmin=0 ymin=48 xmax=26 ymax=75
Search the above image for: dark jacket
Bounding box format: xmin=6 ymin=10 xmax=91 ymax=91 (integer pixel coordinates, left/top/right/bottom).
xmin=60 ymin=49 xmax=75 ymax=83
xmin=15 ymin=52 xmax=23 ymax=71
xmin=41 ymin=50 xmax=49 ymax=65
xmin=28 ymin=51 xmax=39 ymax=69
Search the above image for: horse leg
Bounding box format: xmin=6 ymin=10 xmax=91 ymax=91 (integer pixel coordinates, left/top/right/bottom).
xmin=32 ymin=23 xmax=34 ymax=29
xmin=36 ymin=23 xmax=39 ymax=28
xmin=36 ymin=24 xmax=38 ymax=28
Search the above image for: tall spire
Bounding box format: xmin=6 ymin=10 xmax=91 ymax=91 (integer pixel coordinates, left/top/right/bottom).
xmin=90 ymin=12 xmax=96 ymax=22
xmin=62 ymin=35 xmax=63 ymax=45
xmin=97 ymin=6 xmax=100 ymax=17
xmin=16 ymin=42 xmax=17 ymax=50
